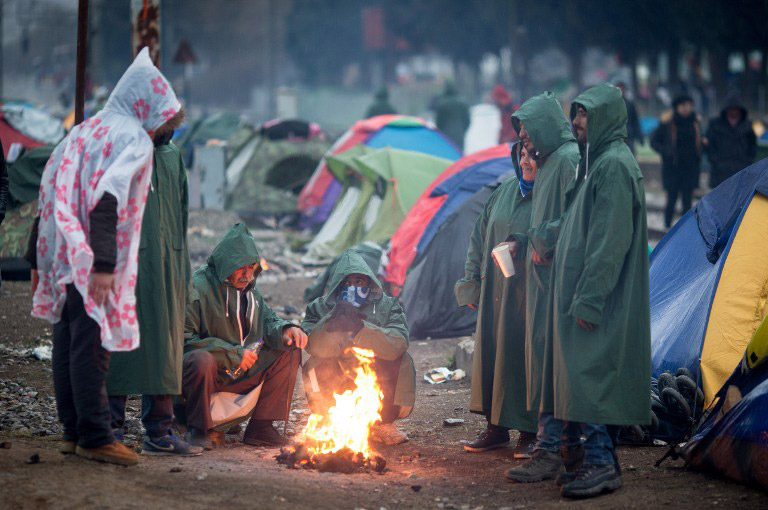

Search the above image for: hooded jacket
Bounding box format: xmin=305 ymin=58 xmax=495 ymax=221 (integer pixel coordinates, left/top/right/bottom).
xmin=511 ymin=92 xmax=579 ymax=413
xmin=435 ymin=83 xmax=470 ymax=151
xmin=184 ymin=224 xmax=293 ymax=377
xmin=705 ymin=96 xmax=756 ymax=188
xmin=365 ymin=88 xmax=397 ymax=119
xmin=302 ymin=250 xmax=415 ymax=411
xmin=453 ymin=150 xmax=536 ymax=432
xmin=546 ymin=83 xmax=650 ymax=425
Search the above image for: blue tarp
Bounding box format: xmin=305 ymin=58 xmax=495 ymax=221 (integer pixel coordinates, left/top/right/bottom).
xmin=366 ymin=125 xmax=461 ymax=161
xmin=415 ymin=157 xmax=512 ymax=255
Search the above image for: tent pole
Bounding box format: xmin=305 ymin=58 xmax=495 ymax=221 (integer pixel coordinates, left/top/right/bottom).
xmin=75 ymin=0 xmax=89 ymax=126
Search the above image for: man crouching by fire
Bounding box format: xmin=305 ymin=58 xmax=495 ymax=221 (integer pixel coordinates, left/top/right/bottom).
xmin=301 ymin=249 xmax=415 ymax=445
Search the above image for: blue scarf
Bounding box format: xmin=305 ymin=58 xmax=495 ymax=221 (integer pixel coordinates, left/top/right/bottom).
xmin=519 ymin=178 xmax=534 ymax=197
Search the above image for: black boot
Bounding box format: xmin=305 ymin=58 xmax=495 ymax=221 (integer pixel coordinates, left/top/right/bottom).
xmin=243 ymin=420 xmax=284 ymax=447
xmin=560 ymin=463 xmax=622 ymax=499
xmin=463 ymin=425 xmax=510 ymax=452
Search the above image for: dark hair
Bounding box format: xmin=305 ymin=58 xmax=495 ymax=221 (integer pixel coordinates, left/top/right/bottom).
xmin=155 ymin=107 xmax=186 ymax=136
xmin=672 ymin=95 xmax=694 ymax=109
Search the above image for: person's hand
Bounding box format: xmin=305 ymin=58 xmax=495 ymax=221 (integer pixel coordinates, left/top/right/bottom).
xmin=497 ymin=241 xmax=518 ymax=258
xmin=577 ymin=319 xmax=597 ymax=331
xmin=283 ymin=326 xmax=308 ymax=349
xmin=239 ymin=348 xmax=258 ymax=372
xmin=531 ymin=248 xmax=552 ymax=266
xmin=31 ymin=269 xmax=39 ymax=294
xmin=89 ymin=272 xmax=114 ymax=307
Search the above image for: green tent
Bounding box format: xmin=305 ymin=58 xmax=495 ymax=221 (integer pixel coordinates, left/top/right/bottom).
xmin=302 ymin=146 xmax=451 ymax=264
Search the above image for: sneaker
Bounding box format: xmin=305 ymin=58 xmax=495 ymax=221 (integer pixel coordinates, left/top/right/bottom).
xmin=370 ymin=423 xmax=409 ymax=445
xmin=243 ymin=420 xmax=285 ymax=447
xmin=505 ymin=449 xmax=562 ymax=482
xmin=142 ymin=433 xmax=204 ymax=456
xmin=512 ymin=431 xmax=537 ymax=459
xmin=60 ymin=440 xmax=77 ymax=455
xmin=556 ymin=444 xmax=585 ymax=486
xmin=186 ymin=429 xmax=214 ymax=451
xmin=560 ymin=463 xmax=623 ymax=499
xmin=463 ymin=428 xmax=510 ymax=452
xmin=76 ymin=441 xmax=139 ymax=466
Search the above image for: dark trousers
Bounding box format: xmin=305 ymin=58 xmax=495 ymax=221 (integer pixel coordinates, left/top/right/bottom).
xmin=182 ymin=348 xmax=299 ymax=432
xmin=52 ymin=284 xmax=114 ymax=449
xmin=109 ymin=394 xmax=173 ymax=439
xmin=664 ymin=187 xmax=693 ymax=228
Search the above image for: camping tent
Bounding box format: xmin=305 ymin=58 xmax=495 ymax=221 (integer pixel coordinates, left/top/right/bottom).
xmin=302 ymin=147 xmax=452 ymax=265
xmin=384 ymin=144 xmax=513 ymax=294
xmin=650 ymin=160 xmax=768 ymax=405
xmin=0 ymin=103 xmax=64 ymax=158
xmin=225 ymin=120 xmax=329 ymax=216
xmin=401 ymin=184 xmax=496 ymax=339
xmin=298 ymin=115 xmax=461 ymax=229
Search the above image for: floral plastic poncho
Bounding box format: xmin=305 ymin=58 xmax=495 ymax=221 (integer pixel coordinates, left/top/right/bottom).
xmin=32 ymin=48 xmax=181 ymax=351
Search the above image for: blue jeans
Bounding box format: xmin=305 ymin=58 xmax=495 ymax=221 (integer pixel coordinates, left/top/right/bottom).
xmin=580 ymin=422 xmax=616 ymax=466
xmin=109 ymin=395 xmax=173 ymax=440
xmin=534 ymin=412 xmax=582 ymax=453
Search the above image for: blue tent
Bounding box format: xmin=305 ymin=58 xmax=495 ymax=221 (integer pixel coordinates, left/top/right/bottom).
xmin=650 ymin=159 xmax=768 ymax=404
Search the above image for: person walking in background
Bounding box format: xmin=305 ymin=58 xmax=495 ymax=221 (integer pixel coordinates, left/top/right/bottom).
xmin=434 ymin=81 xmax=470 ymax=152
xmin=365 ymin=87 xmax=397 ymax=118
xmin=454 ymin=141 xmax=538 ymax=458
xmin=107 ymin=111 xmax=201 ymax=457
xmin=27 ymin=48 xmax=181 ymax=466
xmin=651 ymin=95 xmax=701 ymax=228
xmin=705 ymin=95 xmax=756 ymax=189
xmin=0 ymin=140 xmax=7 ymax=290
xmin=492 ymin=85 xmax=519 ymax=144
xmin=616 ymin=82 xmax=644 ymax=154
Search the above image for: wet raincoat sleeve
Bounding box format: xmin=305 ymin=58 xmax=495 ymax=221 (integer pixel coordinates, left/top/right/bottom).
xmin=569 ymin=167 xmax=635 ymax=325
xmin=354 ymin=300 xmax=409 ymax=361
xmin=526 ymin=160 xmax=574 ymax=259
xmin=454 ymin=193 xmax=495 ymax=307
xmin=184 ymin=289 xmax=244 ymax=372
xmin=302 ymin=301 xmax=345 ymax=358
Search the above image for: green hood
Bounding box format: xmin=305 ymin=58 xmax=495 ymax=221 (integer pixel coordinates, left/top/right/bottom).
xmin=570 ymin=83 xmax=627 ymax=158
xmin=207 ymin=223 xmax=261 ymax=283
xmin=324 ymin=249 xmax=384 ymax=302
xmin=512 ymin=92 xmax=575 ymax=158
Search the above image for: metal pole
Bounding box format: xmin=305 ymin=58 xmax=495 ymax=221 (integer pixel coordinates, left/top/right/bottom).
xmin=75 ymin=0 xmax=89 ymax=125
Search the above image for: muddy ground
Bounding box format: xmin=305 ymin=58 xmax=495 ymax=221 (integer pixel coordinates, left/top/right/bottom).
xmin=1 ymin=277 xmax=766 ymax=510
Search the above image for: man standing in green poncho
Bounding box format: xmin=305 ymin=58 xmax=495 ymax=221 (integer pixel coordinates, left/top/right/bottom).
xmin=504 ymin=92 xmax=583 ymax=480
xmin=513 ymin=83 xmax=650 ymax=499
xmin=107 ymin=114 xmax=203 ymax=456
xmin=455 ymin=142 xmax=538 ymax=457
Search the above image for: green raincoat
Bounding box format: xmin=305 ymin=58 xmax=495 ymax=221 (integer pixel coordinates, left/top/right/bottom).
xmin=302 ymin=250 xmax=415 ymax=416
xmin=549 ymin=83 xmax=651 ymax=425
xmin=435 ymin=83 xmax=470 ymax=151
xmin=184 ymin=223 xmax=294 ymax=379
xmin=510 ymin=93 xmax=580 ymax=413
xmin=108 ymin=142 xmax=191 ymax=395
xmin=365 ymin=88 xmax=397 ymax=118
xmin=454 ymin=163 xmax=537 ymax=432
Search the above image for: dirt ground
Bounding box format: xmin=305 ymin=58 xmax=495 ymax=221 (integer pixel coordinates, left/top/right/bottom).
xmin=1 ymin=277 xmax=766 ymax=510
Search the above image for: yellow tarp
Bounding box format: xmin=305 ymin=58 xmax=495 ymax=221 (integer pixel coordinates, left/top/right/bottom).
xmin=701 ymin=193 xmax=768 ymax=404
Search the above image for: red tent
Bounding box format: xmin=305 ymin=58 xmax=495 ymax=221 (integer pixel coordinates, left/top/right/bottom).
xmin=0 ymin=114 xmax=45 ymax=157
xmin=384 ymin=144 xmax=512 ymax=295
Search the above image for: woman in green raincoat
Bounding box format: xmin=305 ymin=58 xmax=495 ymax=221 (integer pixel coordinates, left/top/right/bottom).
xmin=455 ymin=142 xmax=538 ymax=456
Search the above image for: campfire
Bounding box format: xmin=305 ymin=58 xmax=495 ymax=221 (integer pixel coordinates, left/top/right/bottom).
xmin=277 ymin=348 xmax=387 ymax=473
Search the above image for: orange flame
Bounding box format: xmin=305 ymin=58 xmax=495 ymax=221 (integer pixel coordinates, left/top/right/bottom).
xmin=260 ymin=257 xmax=270 ymax=271
xmin=301 ymin=347 xmax=383 ymax=458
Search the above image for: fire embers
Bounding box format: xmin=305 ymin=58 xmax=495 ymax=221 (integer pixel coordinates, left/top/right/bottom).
xmin=276 ymin=444 xmax=387 ymax=474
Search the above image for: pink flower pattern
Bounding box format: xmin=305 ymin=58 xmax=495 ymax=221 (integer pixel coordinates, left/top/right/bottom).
xmin=55 ymin=185 xmax=68 ymax=204
xmin=151 ymin=76 xmax=168 ymax=96
xmin=89 ymin=169 xmax=105 ymax=190
xmin=118 ymin=198 xmax=139 ymax=223
xmin=120 ymin=304 xmax=137 ymax=326
xmin=162 ymin=108 xmax=177 ymax=120
xmin=38 ymin=236 xmax=49 ymax=258
xmin=102 ymin=143 xmax=112 ymax=159
xmin=132 ymin=99 xmax=150 ymax=120
xmin=107 ymin=309 xmax=122 ymax=329
xmin=75 ymin=137 xmax=86 ymax=154
xmin=117 ymin=229 xmax=131 ymax=250
xmin=93 ymin=126 xmax=110 ymax=140
xmin=76 ymin=267 xmax=89 ymax=286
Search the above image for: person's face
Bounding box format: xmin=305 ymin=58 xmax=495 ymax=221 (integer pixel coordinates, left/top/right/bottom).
xmin=228 ymin=263 xmax=260 ymax=290
xmin=518 ymin=121 xmax=535 ymax=153
xmin=675 ymin=101 xmax=693 ymax=117
xmin=343 ymin=273 xmax=371 ymax=288
xmin=573 ymin=106 xmax=588 ymax=144
xmin=520 ymin=145 xmax=538 ymax=181
xmin=726 ymin=107 xmax=742 ymax=124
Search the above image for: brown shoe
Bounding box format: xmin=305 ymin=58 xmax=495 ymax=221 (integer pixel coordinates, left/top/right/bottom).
xmin=60 ymin=440 xmax=77 ymax=455
xmin=76 ymin=441 xmax=139 ymax=466
xmin=370 ymin=423 xmax=409 ymax=445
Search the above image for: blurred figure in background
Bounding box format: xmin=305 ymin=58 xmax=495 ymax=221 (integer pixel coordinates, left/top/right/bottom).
xmin=615 ymin=82 xmax=644 ymax=155
xmin=0 ymin=139 xmax=7 ymax=290
xmin=365 ymin=87 xmax=397 ymax=118
xmin=492 ymin=85 xmax=519 ymax=144
xmin=705 ymin=95 xmax=756 ymax=189
xmin=651 ymin=95 xmax=701 ymax=228
xmin=434 ymin=81 xmax=470 ymax=152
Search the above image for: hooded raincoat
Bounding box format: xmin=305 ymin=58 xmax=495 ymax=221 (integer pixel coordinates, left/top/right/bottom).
xmin=32 ymin=48 xmax=180 ymax=351
xmin=107 ymin=141 xmax=190 ymax=395
xmin=548 ymin=83 xmax=650 ymax=425
xmin=435 ymin=83 xmax=470 ymax=151
xmin=184 ymin=224 xmax=293 ymax=379
xmin=302 ymin=250 xmax=415 ymax=417
xmin=511 ymin=92 xmax=579 ymax=413
xmin=454 ymin=152 xmax=536 ymax=432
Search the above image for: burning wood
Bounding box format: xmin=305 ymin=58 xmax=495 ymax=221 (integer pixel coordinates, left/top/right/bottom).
xmin=276 ymin=347 xmax=388 ymax=473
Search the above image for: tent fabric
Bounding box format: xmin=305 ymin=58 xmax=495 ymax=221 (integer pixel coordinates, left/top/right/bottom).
xmin=0 ymin=118 xmax=46 ymax=158
xmin=650 ymin=159 xmax=768 ymax=404
xmin=297 ymin=115 xmax=460 ymax=228
xmin=401 ymin=185 xmax=493 ymax=339
xmin=7 ymin=146 xmax=54 ymax=207
xmin=384 ymin=144 xmax=512 ymax=292
xmin=1 ymin=104 xmax=65 ymax=147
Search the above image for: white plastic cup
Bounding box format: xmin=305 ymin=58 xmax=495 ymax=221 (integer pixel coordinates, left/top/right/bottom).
xmin=492 ymin=244 xmax=515 ymax=278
